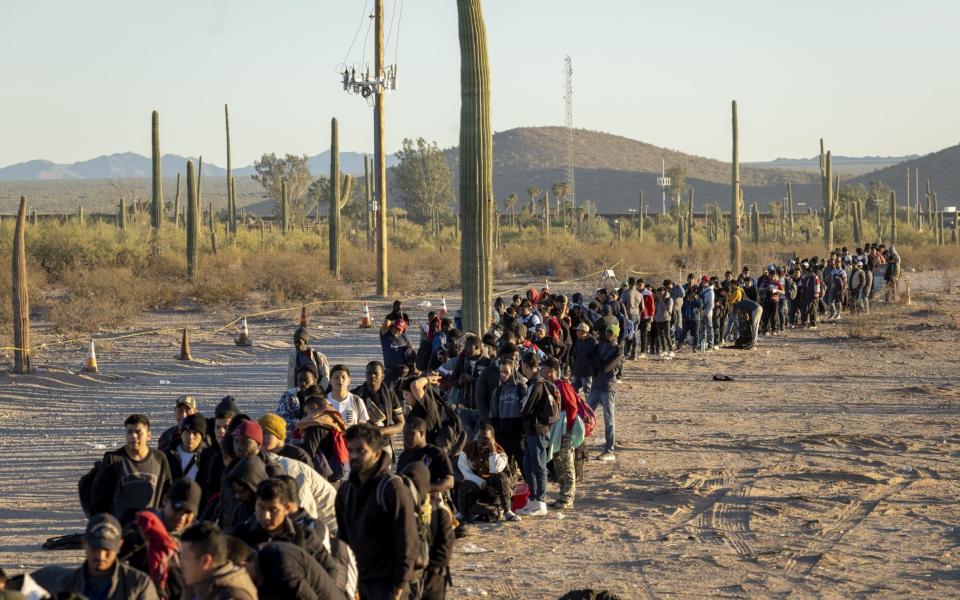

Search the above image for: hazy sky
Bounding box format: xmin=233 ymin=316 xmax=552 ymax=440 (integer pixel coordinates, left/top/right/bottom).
xmin=2 ymin=0 xmax=958 ymax=167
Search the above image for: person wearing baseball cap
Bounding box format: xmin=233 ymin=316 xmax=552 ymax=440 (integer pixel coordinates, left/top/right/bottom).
xmin=52 ymin=513 xmax=159 ymax=599
xmin=379 ymin=312 xmax=417 ymax=386
xmin=157 ymin=395 xmax=198 ymax=453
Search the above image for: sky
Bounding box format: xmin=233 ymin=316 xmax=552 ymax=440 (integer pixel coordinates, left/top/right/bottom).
xmin=2 ymin=0 xmax=959 ymax=168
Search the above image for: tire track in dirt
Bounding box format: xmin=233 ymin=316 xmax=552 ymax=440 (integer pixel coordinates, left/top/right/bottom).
xmin=782 ymin=475 xmax=917 ymax=582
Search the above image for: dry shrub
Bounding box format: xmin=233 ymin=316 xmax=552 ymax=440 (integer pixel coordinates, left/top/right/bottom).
xmin=246 ymin=251 xmax=348 ymax=306
xmin=49 ymin=267 xmax=153 ymax=333
xmin=190 ymin=252 xmax=251 ymax=307
xmin=845 ymin=314 xmax=889 ymax=340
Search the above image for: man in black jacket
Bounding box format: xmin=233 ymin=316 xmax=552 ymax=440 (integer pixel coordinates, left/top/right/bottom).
xmin=336 ymin=423 xmax=418 ymax=600
xmin=569 ymin=323 xmax=596 ymax=398
xmin=246 ymin=542 xmax=343 ymax=600
xmin=474 ymin=343 xmax=518 ymax=426
xmin=232 ymin=479 xmax=330 ymax=564
xmin=589 ymin=324 xmax=623 ymax=462
xmin=91 ymin=414 xmax=172 ymax=526
xmin=163 ymin=414 xmax=207 ymax=481
xmin=157 ymin=395 xmax=199 ymax=453
xmin=195 ymin=397 xmax=238 ymax=513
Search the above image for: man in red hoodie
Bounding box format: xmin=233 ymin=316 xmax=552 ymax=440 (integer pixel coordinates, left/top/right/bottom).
xmin=541 ymin=357 xmax=579 ymax=509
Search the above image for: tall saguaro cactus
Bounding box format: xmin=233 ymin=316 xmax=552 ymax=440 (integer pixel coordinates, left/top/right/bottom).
xmin=543 ymin=192 xmax=551 ymax=237
xmin=12 ymin=196 xmax=31 ymax=374
xmin=822 ymin=150 xmax=838 ymax=251
xmin=786 ymin=182 xmax=795 ymax=241
xmin=687 ymin=188 xmax=694 ymax=247
xmin=151 ymin=111 xmax=163 ymax=231
xmin=751 ymin=203 xmax=760 ymax=245
xmin=225 ymin=104 xmax=236 ymax=235
xmin=186 ymin=161 xmax=199 ymax=278
xmin=677 ymin=216 xmax=685 ymax=250
xmin=173 ymin=173 xmax=181 ymax=227
xmin=457 ymin=0 xmax=494 ymax=335
xmin=118 ymin=197 xmax=127 ymax=230
xmin=729 ymin=100 xmax=742 ymax=272
xmin=329 ymin=117 xmax=344 ymax=276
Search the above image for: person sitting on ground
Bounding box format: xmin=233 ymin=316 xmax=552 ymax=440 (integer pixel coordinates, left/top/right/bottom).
xmin=157 ymin=396 xmax=199 ymax=453
xmin=297 ymin=393 xmax=349 ymax=483
xmin=457 ymin=424 xmax=519 ymax=523
xmin=401 ymin=462 xmax=454 ymax=600
xmin=327 ymin=365 xmax=370 ymax=428
xmin=54 ymin=513 xmax=159 ymax=600
xmin=380 ymin=316 xmax=417 ymax=386
xmin=179 ymin=521 xmax=257 ymax=600
xmin=287 ymin=327 xmax=331 ymax=391
xmin=164 ymin=414 xmax=207 ymax=482
xmin=396 ymin=418 xmax=455 ymax=498
xmin=336 ymin=423 xmax=419 ymax=600
xmin=91 ymin=414 xmax=172 ymax=526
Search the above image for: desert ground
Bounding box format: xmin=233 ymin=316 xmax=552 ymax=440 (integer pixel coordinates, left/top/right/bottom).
xmin=1 ymin=271 xmax=958 ymax=599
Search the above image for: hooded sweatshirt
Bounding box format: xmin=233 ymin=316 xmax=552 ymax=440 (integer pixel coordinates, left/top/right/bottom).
xmin=255 ymin=542 xmax=342 ymax=600
xmin=223 ymin=457 xmax=268 ymax=531
xmin=182 ymin=563 xmax=257 ymax=600
xmin=335 ymin=451 xmax=419 ymax=591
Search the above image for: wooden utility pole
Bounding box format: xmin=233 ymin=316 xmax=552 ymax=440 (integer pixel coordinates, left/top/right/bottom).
xmin=374 ymin=0 xmax=389 ymax=297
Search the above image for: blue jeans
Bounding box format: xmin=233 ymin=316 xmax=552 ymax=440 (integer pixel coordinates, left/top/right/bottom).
xmin=458 ymin=409 xmax=480 ymax=443
xmin=571 ymin=375 xmax=592 ymax=399
xmin=700 ymin=312 xmax=714 ymax=350
xmin=523 ymin=433 xmax=549 ymax=502
xmin=587 ymin=389 xmax=616 ymax=453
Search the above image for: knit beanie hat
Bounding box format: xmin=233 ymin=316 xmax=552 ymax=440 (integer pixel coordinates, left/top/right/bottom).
xmin=257 ymin=413 xmax=286 ymax=442
xmin=234 ymin=420 xmax=263 ymax=446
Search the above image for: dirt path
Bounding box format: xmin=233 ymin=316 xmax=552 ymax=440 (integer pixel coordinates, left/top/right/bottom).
xmin=1 ymin=274 xmax=959 ymax=599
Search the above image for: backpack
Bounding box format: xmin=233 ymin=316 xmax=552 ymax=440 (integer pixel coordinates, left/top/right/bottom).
xmin=538 ymin=381 xmax=562 ymax=427
xmin=376 ymin=474 xmax=431 ymax=579
xmin=78 ymin=459 xmax=104 ymax=518
xmin=327 ymin=536 xmax=359 ymax=600
xmin=426 ymin=387 xmax=466 ymax=457
xmin=575 ymin=394 xmax=596 ymax=438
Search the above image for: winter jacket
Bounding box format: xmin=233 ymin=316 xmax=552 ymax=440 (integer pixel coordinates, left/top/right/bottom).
xmin=473 ymin=359 xmax=502 ymax=424
xmin=182 ymin=563 xmax=257 ymax=600
xmin=519 ymin=376 xmax=556 ymax=436
xmin=164 ymin=442 xmax=206 ymax=482
xmin=232 ymin=516 xmax=330 ymax=566
xmin=54 ymin=560 xmax=159 ymax=600
xmin=570 ymin=335 xmax=597 ymax=378
xmin=621 ymin=287 xmax=641 ymax=317
xmin=653 ymin=297 xmax=673 ymax=323
xmin=733 ymin=299 xmax=762 ymax=316
xmin=452 ymin=354 xmax=489 ymax=411
xmin=700 ymin=286 xmax=715 ymax=313
xmin=335 ymin=451 xmax=419 ymax=591
xmin=90 ymin=447 xmax=172 ymax=526
xmin=255 ymin=542 xmax=342 ymax=600
xmin=491 ymin=376 xmax=527 ymax=422
xmin=591 ymin=340 xmax=623 ymax=393
xmin=681 ymin=296 xmax=703 ymax=322
xmin=222 ymin=457 xmax=269 ymax=531
xmin=640 ymin=289 xmax=655 ymax=319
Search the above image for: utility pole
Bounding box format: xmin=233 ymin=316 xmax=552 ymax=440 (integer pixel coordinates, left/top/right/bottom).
xmin=374 ymin=0 xmax=388 ymax=297
xmin=564 ymin=56 xmax=575 ymax=210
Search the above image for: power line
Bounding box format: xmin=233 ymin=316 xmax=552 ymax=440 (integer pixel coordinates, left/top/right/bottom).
xmin=341 ymin=0 xmax=370 ymax=67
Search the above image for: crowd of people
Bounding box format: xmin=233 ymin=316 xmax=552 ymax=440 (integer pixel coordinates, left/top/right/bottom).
xmin=2 ymin=244 xmax=903 ymax=600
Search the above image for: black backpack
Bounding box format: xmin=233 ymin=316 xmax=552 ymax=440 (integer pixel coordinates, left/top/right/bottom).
xmin=425 ymin=387 xmax=466 ymax=457
xmin=78 ymin=459 xmax=104 ymax=518
xmin=376 ymin=474 xmax=431 ymax=579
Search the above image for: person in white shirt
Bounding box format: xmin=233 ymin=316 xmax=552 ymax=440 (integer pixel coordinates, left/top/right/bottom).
xmin=327 ymin=364 xmax=370 ymax=427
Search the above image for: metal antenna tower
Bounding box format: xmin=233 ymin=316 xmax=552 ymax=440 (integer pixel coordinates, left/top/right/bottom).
xmin=564 ymin=56 xmax=575 ymax=209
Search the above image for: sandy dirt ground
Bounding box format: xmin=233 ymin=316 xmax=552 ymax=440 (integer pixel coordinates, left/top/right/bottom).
xmin=1 ymin=272 xmax=959 ymax=599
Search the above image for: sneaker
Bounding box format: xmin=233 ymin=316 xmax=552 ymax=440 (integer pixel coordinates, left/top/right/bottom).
xmin=454 ymin=523 xmax=470 ymax=538
xmin=549 ymin=499 xmax=572 ymax=510
xmin=596 ymin=451 xmax=616 ymax=462
xmin=668 ymin=351 xmax=676 ymax=358
xmin=503 ymin=510 xmax=522 ymax=522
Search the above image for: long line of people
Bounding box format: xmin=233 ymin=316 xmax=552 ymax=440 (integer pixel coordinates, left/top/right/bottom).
xmin=9 ymin=243 xmax=902 ymax=600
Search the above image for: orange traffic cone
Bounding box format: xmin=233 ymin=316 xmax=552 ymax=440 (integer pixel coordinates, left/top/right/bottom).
xmin=300 ymin=306 xmax=308 ymax=328
xmin=359 ymin=303 xmax=372 ymax=329
xmin=178 ymin=328 xmax=193 ymax=361
xmin=235 ymin=317 xmax=252 ymax=346
xmin=438 ymin=296 xmax=448 ymax=319
xmin=84 ymin=340 xmax=99 ymax=373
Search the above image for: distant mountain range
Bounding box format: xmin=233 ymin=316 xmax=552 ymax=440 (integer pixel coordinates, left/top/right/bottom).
xmin=0 ymin=151 xmax=398 ymax=181
xmin=745 ymin=155 xmax=919 ymax=176
xmin=3 ymin=127 xmax=953 ymax=215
